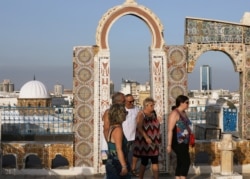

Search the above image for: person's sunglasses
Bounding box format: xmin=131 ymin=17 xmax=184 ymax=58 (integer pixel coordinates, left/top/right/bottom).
xmin=185 ymin=101 xmax=189 ymax=104
xmin=127 ymin=100 xmax=134 ymax=104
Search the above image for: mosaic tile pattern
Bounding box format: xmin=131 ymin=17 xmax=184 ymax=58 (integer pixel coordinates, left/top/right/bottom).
xmin=166 ymin=46 xmax=188 ymax=111
xmin=186 ymin=18 xmax=250 ymax=139
xmin=76 ymin=121 xmax=93 ymax=139
xmin=150 ymin=51 xmax=167 ymax=172
xmin=186 ymin=18 xmax=247 ymax=44
xmin=73 ymin=46 xmax=95 ymax=167
xmin=75 ymin=85 xmax=92 ymax=102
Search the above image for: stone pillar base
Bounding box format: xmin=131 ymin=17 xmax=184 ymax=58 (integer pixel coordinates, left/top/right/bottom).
xmin=211 ymin=172 xmax=242 ymax=179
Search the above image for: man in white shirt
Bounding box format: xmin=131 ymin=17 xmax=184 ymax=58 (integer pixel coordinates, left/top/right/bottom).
xmin=123 ymin=94 xmax=140 ymax=176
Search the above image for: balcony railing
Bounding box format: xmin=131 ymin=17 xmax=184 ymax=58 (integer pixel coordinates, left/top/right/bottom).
xmin=0 ymin=106 xmax=73 ymax=136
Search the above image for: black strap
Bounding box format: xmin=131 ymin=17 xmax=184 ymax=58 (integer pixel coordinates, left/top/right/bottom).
xmin=108 ymin=126 xmax=119 ymax=142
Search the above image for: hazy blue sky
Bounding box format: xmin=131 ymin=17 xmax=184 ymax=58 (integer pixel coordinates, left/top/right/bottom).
xmin=0 ymin=0 xmax=249 ymax=91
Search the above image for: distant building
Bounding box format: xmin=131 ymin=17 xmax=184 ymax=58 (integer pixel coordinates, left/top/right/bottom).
xmin=54 ymin=84 xmax=64 ymax=96
xmin=187 ymin=89 xmax=239 ymax=124
xmin=138 ymin=90 xmax=150 ymax=108
xmin=120 ymin=79 xmax=139 ymax=96
xmin=18 ymin=80 xmax=51 ymax=108
xmin=1 ymin=79 xmax=73 ymax=137
xmin=0 ymin=79 xmax=14 ymax=92
xmin=0 ymin=96 xmax=17 ymax=106
xmin=200 ymin=65 xmax=212 ymax=90
xmin=17 ymin=80 xmax=52 ymax=115
xmin=120 ymin=79 xmax=150 ymax=108
xmin=240 ymin=12 xmax=250 ymax=25
xmin=62 ymin=89 xmax=73 ymax=106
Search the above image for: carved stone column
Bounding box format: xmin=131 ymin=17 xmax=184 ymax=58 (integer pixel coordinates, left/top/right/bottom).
xmin=218 ymin=134 xmax=236 ymax=175
xmin=211 ymin=133 xmax=242 ymax=178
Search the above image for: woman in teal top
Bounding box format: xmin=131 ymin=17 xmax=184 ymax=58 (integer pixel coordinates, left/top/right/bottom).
xmin=105 ymin=104 xmax=131 ymax=179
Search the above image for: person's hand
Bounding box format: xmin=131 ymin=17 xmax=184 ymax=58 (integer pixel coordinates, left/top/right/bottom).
xmin=145 ymin=137 xmax=152 ymax=145
xmin=120 ymin=167 xmax=128 ymax=176
xmin=167 ymin=145 xmax=172 ymax=154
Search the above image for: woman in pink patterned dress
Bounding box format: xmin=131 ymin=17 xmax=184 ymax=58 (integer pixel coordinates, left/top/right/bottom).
xmin=133 ymin=97 xmax=161 ymax=179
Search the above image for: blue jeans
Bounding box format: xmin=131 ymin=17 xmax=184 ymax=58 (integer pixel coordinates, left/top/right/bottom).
xmin=105 ymin=155 xmax=131 ymax=179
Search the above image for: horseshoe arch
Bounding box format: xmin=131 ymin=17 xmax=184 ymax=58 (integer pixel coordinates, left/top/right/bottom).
xmin=73 ymin=0 xmax=168 ymax=173
xmin=96 ymin=0 xmax=165 ymax=50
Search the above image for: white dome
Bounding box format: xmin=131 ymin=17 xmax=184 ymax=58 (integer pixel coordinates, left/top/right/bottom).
xmin=19 ymin=80 xmax=50 ymax=99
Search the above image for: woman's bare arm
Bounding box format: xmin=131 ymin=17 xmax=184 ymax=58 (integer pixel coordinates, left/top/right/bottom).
xmin=112 ymin=126 xmax=128 ymax=175
xmin=167 ymin=110 xmax=178 ymax=153
xmin=102 ymin=109 xmax=109 ymax=140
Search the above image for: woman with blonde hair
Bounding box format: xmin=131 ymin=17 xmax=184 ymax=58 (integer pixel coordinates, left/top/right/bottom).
xmin=133 ymin=97 xmax=161 ymax=179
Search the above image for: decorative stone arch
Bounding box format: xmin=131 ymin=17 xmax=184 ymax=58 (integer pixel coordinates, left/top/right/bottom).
xmin=188 ymin=48 xmax=240 ymax=73
xmin=73 ymin=0 xmax=168 ymax=173
xmin=185 ymin=17 xmax=250 ymax=139
xmin=96 ymin=0 xmax=164 ymax=50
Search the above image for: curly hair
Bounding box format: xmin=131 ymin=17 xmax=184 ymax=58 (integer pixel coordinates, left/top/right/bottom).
xmin=108 ymin=103 xmax=127 ymax=125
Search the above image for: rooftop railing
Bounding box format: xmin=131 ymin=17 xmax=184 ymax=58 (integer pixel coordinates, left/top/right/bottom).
xmin=0 ymin=106 xmax=73 ymax=137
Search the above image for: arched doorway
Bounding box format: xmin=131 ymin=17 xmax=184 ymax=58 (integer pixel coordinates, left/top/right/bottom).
xmin=188 ymin=51 xmax=239 ymax=92
xmin=185 ymin=17 xmax=250 ymax=140
xmin=73 ymin=0 xmax=167 ymax=173
xmin=109 ymin=15 xmax=151 ymax=92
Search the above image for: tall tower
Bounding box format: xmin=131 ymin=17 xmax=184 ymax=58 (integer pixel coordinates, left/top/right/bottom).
xmin=200 ymin=65 xmax=212 ymax=90
xmin=54 ymin=83 xmax=64 ymax=96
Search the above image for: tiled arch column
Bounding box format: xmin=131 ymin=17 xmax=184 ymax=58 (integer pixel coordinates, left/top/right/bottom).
xmin=72 ymin=46 xmax=97 ymax=169
xmin=242 ymin=45 xmax=250 ymax=139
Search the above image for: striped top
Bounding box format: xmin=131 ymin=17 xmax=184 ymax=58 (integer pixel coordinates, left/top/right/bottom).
xmin=133 ymin=111 xmax=161 ymax=157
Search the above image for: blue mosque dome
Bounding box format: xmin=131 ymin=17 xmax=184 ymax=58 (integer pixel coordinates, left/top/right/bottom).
xmin=19 ymin=80 xmax=50 ymax=99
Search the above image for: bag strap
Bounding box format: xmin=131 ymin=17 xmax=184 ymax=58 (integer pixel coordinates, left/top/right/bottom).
xmin=107 ymin=126 xmax=119 ymax=142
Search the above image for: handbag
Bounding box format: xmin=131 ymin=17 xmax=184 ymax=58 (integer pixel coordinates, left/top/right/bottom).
xmin=189 ymin=133 xmax=195 ymax=147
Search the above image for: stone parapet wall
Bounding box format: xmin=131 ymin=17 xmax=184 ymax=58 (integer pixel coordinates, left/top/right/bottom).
xmin=189 ymin=140 xmax=250 ymax=166
xmin=1 ymin=142 xmax=73 ymax=169
xmin=1 ymin=140 xmax=250 ymax=174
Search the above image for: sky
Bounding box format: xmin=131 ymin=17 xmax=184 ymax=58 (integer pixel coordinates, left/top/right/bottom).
xmin=0 ymin=0 xmax=249 ymax=92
